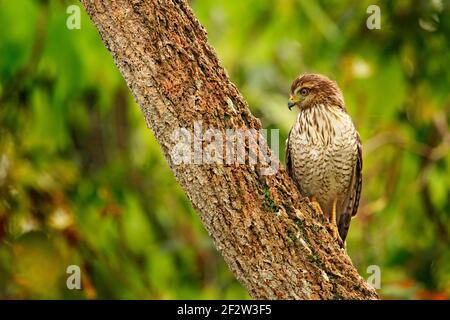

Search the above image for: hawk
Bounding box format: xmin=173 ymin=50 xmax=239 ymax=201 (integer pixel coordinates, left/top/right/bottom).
xmin=285 ymin=73 xmax=362 ymax=247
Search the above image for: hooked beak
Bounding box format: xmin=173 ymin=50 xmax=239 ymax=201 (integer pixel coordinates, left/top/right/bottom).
xmin=288 ymin=95 xmax=298 ymax=110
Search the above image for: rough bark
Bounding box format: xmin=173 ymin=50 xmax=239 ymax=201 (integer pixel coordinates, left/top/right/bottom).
xmin=80 ymin=0 xmax=379 ymax=300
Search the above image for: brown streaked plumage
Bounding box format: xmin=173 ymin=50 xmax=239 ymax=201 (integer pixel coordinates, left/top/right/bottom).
xmin=285 ymin=73 xmax=362 ymax=246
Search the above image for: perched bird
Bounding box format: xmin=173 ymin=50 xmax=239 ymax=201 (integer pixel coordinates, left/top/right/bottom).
xmin=285 ymin=73 xmax=362 ymax=247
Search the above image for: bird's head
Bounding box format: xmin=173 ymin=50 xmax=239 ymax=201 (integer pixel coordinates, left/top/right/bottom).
xmin=288 ymin=73 xmax=344 ymax=110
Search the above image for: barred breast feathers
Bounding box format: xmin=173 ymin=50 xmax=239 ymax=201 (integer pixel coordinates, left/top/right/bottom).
xmin=293 ymin=104 xmax=351 ymax=145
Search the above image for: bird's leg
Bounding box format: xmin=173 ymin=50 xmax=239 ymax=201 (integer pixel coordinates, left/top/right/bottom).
xmin=309 ymin=197 xmax=344 ymax=247
xmin=309 ymin=196 xmax=324 ymax=216
xmin=327 ymin=199 xmax=344 ymax=248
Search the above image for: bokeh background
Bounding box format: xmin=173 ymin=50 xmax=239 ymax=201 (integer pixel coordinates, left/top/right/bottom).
xmin=0 ymin=0 xmax=449 ymax=299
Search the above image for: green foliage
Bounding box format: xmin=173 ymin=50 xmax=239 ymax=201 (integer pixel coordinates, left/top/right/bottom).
xmin=0 ymin=0 xmax=449 ymax=299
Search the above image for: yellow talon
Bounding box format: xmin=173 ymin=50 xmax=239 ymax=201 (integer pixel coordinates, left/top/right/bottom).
xmin=332 ymin=199 xmax=337 ymax=229
xmin=329 ymin=199 xmax=344 ymax=248
xmin=310 ymin=197 xmax=344 ymax=247
xmin=310 ymin=196 xmax=324 ymax=216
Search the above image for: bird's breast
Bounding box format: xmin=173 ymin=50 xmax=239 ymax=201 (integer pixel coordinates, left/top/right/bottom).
xmin=288 ymin=105 xmax=358 ymax=208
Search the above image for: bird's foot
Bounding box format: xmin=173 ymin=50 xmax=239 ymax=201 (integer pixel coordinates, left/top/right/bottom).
xmin=309 ymin=197 xmax=324 ymax=216
xmin=326 ymin=222 xmax=345 ymax=248
xmin=309 ymin=197 xmax=345 ymax=248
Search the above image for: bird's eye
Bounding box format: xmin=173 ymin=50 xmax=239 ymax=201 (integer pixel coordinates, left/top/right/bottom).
xmin=300 ymin=88 xmax=310 ymax=96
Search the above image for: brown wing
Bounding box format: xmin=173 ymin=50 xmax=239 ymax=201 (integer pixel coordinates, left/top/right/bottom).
xmin=338 ymin=132 xmax=363 ymax=242
xmin=285 ymin=129 xmax=293 ymax=178
xmin=285 ymin=129 xmax=307 ymax=196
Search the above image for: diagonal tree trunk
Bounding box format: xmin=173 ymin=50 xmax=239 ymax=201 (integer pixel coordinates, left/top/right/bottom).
xmin=80 ymin=0 xmax=378 ymax=300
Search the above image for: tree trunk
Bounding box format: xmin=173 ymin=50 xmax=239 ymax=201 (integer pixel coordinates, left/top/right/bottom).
xmin=80 ymin=0 xmax=378 ymax=300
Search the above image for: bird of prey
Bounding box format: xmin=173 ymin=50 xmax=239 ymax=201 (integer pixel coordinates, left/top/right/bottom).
xmin=285 ymin=73 xmax=362 ymax=247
